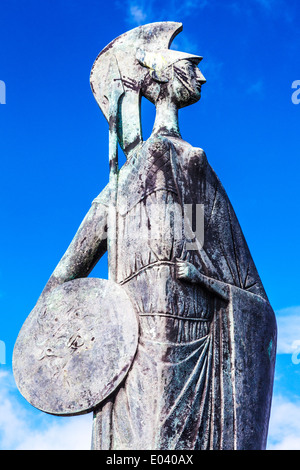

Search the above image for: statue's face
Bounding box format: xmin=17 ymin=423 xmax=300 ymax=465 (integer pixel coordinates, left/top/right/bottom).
xmin=141 ymin=58 xmax=206 ymax=109
xmin=171 ymin=59 xmax=206 ymax=108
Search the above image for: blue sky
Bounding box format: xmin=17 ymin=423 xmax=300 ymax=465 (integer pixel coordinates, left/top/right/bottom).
xmin=1 ymin=0 xmax=300 ymax=449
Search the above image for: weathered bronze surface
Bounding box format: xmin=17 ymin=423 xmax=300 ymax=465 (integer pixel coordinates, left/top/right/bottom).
xmin=13 ymin=21 xmax=277 ymax=450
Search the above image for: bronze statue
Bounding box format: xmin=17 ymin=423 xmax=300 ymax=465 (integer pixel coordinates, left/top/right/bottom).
xmin=13 ymin=22 xmax=277 ymax=450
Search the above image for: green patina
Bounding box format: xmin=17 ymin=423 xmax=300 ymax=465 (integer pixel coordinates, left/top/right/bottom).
xmin=267 ymin=339 xmax=273 ymax=360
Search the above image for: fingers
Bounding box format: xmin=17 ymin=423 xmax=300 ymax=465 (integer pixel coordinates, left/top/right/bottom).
xmin=177 ymin=272 xmax=186 ymax=279
xmin=177 ymin=265 xmax=186 ymax=271
xmin=177 ymin=264 xmax=186 ymax=271
xmin=177 ymin=266 xmax=189 ymax=279
xmin=176 ymin=259 xmax=188 ymax=276
xmin=176 ymin=258 xmax=187 ymax=266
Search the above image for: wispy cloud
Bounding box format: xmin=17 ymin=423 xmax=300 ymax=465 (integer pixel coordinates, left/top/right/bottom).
xmin=268 ymin=395 xmax=300 ymax=449
xmin=228 ymin=0 xmax=290 ymax=19
xmin=129 ymin=4 xmax=147 ymax=25
xmin=253 ymin=0 xmax=278 ymax=10
xmin=275 ymin=306 xmax=300 ymax=355
xmin=0 ymin=370 xmax=92 ymax=450
xmin=114 ymin=0 xmax=152 ymax=26
xmin=246 ymin=79 xmax=264 ymax=96
xmin=116 ymin=0 xmax=209 ymax=27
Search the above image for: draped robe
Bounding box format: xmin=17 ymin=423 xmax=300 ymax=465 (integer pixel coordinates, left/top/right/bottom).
xmin=91 ymin=135 xmax=276 ymax=450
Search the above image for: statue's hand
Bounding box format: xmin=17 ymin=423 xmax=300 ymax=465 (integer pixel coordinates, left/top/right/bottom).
xmin=176 ymin=258 xmax=229 ymax=301
xmin=176 ymin=259 xmax=200 ymax=284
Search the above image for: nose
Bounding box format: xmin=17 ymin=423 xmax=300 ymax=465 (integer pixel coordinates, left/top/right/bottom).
xmin=197 ymin=68 xmax=206 ymax=84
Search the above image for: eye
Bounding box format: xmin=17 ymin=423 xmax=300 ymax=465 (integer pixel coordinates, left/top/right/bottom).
xmin=187 ymin=63 xmax=196 ymax=76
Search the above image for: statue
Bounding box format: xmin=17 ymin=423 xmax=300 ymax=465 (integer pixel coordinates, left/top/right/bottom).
xmin=13 ymin=22 xmax=277 ymax=450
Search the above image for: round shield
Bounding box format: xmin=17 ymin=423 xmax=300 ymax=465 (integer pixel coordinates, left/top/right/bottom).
xmin=13 ymin=278 xmax=138 ymax=416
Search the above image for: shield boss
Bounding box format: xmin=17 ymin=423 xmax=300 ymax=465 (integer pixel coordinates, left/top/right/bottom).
xmin=13 ymin=278 xmax=138 ymax=416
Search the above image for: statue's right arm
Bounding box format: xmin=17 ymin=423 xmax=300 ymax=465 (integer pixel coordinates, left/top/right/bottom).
xmin=38 ymin=186 xmax=110 ymax=301
xmin=176 ymin=259 xmax=229 ymax=301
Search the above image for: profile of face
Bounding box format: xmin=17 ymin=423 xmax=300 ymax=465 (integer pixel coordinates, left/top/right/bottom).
xmin=142 ymin=58 xmax=206 ymax=109
xmin=171 ymin=60 xmax=206 ymax=108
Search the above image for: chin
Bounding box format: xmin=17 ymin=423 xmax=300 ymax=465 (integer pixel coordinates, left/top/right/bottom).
xmin=189 ymin=92 xmax=201 ymax=105
xmin=177 ymin=90 xmax=201 ymax=108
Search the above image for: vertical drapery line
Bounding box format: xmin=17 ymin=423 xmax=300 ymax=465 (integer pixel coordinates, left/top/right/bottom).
xmin=228 ymin=286 xmax=237 ymax=450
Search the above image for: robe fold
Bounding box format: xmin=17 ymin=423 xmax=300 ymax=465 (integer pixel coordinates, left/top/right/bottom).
xmin=91 ymin=134 xmax=276 ymax=450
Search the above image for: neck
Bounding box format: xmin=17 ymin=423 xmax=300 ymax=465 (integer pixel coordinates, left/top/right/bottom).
xmin=152 ymin=99 xmax=181 ymax=138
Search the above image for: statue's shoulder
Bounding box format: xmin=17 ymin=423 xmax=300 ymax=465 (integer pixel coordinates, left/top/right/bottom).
xmin=91 ymin=183 xmax=111 ymax=207
xmin=187 ymin=145 xmax=208 ymax=167
xmin=143 ymin=135 xmax=209 ymax=171
xmin=163 ymin=136 xmax=208 ymax=166
xmin=143 ymin=134 xmax=174 ymax=155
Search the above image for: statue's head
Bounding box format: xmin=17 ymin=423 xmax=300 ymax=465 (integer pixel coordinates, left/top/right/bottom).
xmin=138 ymin=53 xmax=206 ymax=109
xmin=90 ymin=22 xmax=205 ymax=155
